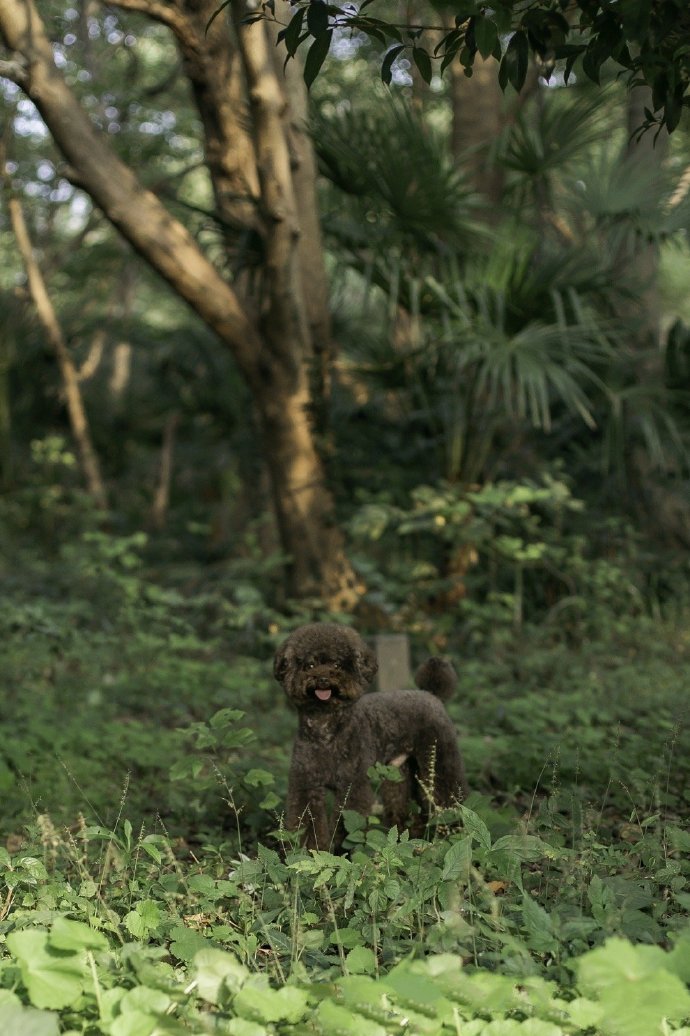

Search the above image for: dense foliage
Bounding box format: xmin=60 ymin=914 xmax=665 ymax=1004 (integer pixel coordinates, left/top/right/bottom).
xmin=273 ymin=0 xmax=690 ymax=133
xmin=2 ymin=514 xmax=690 ymax=1032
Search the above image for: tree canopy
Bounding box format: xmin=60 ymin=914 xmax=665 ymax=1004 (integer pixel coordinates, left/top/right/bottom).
xmin=268 ymin=0 xmax=690 ymax=133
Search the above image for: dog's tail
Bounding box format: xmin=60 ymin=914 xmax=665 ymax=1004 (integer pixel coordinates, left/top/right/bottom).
xmin=414 ymin=657 xmax=456 ymax=702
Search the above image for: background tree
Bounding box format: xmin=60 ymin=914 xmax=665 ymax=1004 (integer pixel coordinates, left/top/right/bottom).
xmin=0 ymin=0 xmax=357 ymax=607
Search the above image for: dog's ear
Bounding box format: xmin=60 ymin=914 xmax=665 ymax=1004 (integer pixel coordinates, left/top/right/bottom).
xmin=357 ymin=643 xmax=378 ymax=686
xmin=274 ymin=641 xmax=293 ymax=684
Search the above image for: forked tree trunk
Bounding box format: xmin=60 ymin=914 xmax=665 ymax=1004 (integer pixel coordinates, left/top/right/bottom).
xmin=0 ymin=0 xmax=359 ymax=606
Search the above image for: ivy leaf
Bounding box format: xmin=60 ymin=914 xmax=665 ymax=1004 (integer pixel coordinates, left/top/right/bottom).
xmin=304 ymin=29 xmax=333 ymax=89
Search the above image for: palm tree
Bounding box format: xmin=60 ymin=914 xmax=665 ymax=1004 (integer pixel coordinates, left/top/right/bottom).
xmin=315 ymin=85 xmax=690 ymax=494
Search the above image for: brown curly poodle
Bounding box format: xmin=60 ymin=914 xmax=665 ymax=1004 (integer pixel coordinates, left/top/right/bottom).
xmin=274 ymin=622 xmax=467 ymax=851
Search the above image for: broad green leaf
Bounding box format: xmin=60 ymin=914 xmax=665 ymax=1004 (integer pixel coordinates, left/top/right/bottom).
xmin=169 ymin=925 xmax=210 ymax=962
xmin=110 ymin=1010 xmax=158 ymax=1036
xmin=521 ymin=894 xmax=557 ymax=954
xmin=0 ymin=998 xmax=60 ymax=1036
xmin=119 ymin=986 xmax=172 ymax=1015
xmin=6 ymin=930 xmax=86 ymax=1010
xmin=441 ymin=836 xmax=472 ymax=880
xmin=49 ymin=916 xmax=108 ymax=952
xmin=346 ymin=946 xmax=377 ymax=975
xmin=316 ymin=999 xmax=386 ymax=1036
xmin=243 ymin=768 xmax=274 ymax=788
xmin=491 ymin=835 xmax=552 ymax=861
xmin=194 ymin=948 xmax=249 ymax=1003
xmin=234 ymin=983 xmax=309 ymax=1024
xmin=576 ymin=938 xmax=690 ymax=1032
xmin=667 ymin=931 xmax=690 ymax=983
xmin=226 ymin=1019 xmax=267 ymax=1036
xmin=460 ymin=806 xmax=492 ymax=850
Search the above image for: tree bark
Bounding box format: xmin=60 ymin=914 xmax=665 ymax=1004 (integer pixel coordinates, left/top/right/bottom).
xmin=0 ymin=0 xmax=358 ymax=606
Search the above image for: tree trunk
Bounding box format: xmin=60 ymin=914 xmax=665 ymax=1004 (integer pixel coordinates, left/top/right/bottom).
xmin=0 ymin=0 xmax=359 ymax=606
xmin=6 ymin=188 xmax=108 ymax=510
xmin=448 ymin=54 xmax=506 ymax=205
xmin=624 ymin=85 xmax=668 ymax=349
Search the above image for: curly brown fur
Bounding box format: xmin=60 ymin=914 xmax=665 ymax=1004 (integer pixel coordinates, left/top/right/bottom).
xmin=275 ymin=623 xmax=467 ymax=851
xmin=415 ymin=657 xmax=457 ymax=702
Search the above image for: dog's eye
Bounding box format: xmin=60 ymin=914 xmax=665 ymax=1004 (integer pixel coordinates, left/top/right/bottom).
xmin=307 ymin=662 xmax=315 ymax=670
xmin=333 ymin=662 xmax=341 ymax=670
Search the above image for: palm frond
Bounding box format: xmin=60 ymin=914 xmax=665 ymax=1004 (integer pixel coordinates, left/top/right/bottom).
xmin=499 ymin=87 xmax=610 ymax=178
xmin=571 ymin=148 xmax=690 ymax=243
xmin=311 ymin=99 xmax=482 ymax=251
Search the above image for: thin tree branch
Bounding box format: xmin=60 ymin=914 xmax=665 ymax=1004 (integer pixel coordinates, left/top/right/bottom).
xmin=2 ymin=165 xmax=109 ymax=509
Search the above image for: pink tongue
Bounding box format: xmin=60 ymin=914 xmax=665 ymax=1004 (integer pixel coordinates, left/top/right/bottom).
xmin=315 ymin=687 xmax=332 ymax=701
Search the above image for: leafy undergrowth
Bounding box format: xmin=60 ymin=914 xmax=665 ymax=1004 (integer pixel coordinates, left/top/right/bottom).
xmin=2 ymin=806 xmax=690 ymax=1034
xmin=2 ymin=530 xmax=690 ymax=1032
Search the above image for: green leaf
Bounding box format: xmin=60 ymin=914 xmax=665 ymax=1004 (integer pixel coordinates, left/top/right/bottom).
xmin=234 ymin=983 xmax=309 ymax=1024
xmin=441 ymin=836 xmax=472 ymax=880
xmin=6 ymin=930 xmax=86 ymax=1011
xmin=169 ymin=925 xmax=210 ymax=963
xmin=576 ymin=938 xmax=690 ymax=1032
xmin=501 ymin=31 xmax=529 ymax=92
xmin=306 ymin=0 xmax=329 ymax=37
xmin=110 ymin=1010 xmax=159 ymax=1036
xmin=124 ymin=900 xmax=162 ymax=939
xmin=316 ymin=998 xmax=386 ymax=1035
xmin=209 ymin=707 xmax=246 ymax=728
xmin=382 ymin=45 xmax=405 ymax=85
xmin=0 ymin=998 xmax=60 ymax=1036
xmin=225 ymin=1019 xmax=267 ymax=1036
xmin=460 ymin=805 xmax=492 ymax=850
xmin=474 ymin=17 xmax=498 ymax=61
xmin=280 ymin=8 xmax=305 ymax=58
xmin=346 ymin=946 xmax=377 ymax=975
xmin=490 ymin=835 xmax=552 ymax=862
xmin=412 ymin=47 xmax=433 ymax=85
xmin=304 ymin=29 xmax=333 ymax=89
xmin=120 ymin=986 xmax=172 ymax=1015
xmin=244 ymin=768 xmax=274 ymax=788
xmin=521 ymin=894 xmax=557 ymax=953
xmin=48 ymin=916 xmax=108 ymax=953
xmin=195 ymin=948 xmax=249 ymax=1004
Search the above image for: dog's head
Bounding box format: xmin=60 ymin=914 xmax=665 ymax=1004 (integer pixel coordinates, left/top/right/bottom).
xmin=274 ymin=623 xmax=378 ymax=710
